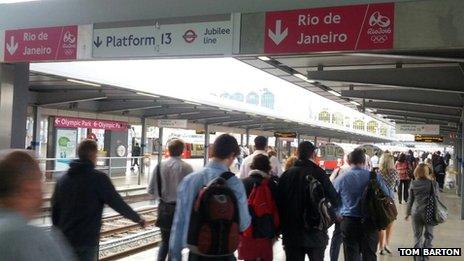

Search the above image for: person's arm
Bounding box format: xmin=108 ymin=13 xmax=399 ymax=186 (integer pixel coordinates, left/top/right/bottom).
xmin=239 ymin=157 xmax=247 ymax=179
xmin=320 ymin=170 xmax=339 ymax=208
xmin=51 ymin=182 xmax=60 ymax=226
xmin=406 ymin=185 xmax=415 ymax=217
xmin=229 ymin=177 xmax=251 ymax=232
xmin=376 ymin=173 xmax=393 ymax=198
xmin=98 ymin=174 xmax=142 ymax=224
xmin=147 ymin=164 xmax=159 ymax=198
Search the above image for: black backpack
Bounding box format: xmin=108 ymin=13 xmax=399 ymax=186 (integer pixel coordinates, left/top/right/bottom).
xmin=187 ymin=172 xmax=240 ymax=257
xmin=303 ymin=172 xmax=336 ymax=231
xmin=362 ymin=171 xmax=397 ymax=230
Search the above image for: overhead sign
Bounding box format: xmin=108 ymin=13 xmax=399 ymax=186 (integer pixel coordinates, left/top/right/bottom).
xmin=414 ymin=135 xmax=444 ymax=143
xmin=396 ymin=124 xmax=440 ymax=135
xmin=196 ymin=130 xmax=217 ymax=135
xmin=4 ymin=25 xmax=78 ymax=62
xmin=93 ymin=19 xmax=233 ymax=58
xmin=157 ymin=119 xmax=188 ymax=128
xmin=264 ymin=3 xmax=394 ymax=54
xmin=274 ymin=131 xmax=297 ymax=138
xmin=54 ymin=117 xmax=128 ymax=132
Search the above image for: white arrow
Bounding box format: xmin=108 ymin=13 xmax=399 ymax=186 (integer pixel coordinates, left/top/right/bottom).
xmin=6 ymin=36 xmax=19 ymax=55
xmin=268 ymin=20 xmax=288 ymax=45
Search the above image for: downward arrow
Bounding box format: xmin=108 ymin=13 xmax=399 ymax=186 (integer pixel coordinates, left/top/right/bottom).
xmin=6 ymin=36 xmax=18 ymax=55
xmin=268 ymin=20 xmax=288 ymax=45
xmin=94 ymin=36 xmax=102 ymax=48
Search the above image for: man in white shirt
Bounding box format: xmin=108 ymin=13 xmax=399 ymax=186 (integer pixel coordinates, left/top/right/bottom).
xmin=371 ymin=151 xmax=380 ymax=169
xmin=239 ymin=136 xmax=282 ymax=178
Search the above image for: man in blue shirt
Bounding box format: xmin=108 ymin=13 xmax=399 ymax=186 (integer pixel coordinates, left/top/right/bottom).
xmin=169 ymin=134 xmax=251 ymax=261
xmin=334 ymin=148 xmax=391 ymax=261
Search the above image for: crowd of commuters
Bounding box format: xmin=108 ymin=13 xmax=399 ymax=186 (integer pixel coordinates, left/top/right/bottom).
xmin=0 ymin=135 xmax=450 ymax=261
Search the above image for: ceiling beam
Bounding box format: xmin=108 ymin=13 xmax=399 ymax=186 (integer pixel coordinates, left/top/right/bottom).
xmin=365 ymin=101 xmax=461 ymax=117
xmin=340 ymin=89 xmax=463 ymax=109
xmin=36 ymin=92 xmax=107 ymax=106
xmin=97 ymin=101 xmax=162 ymax=113
xmin=308 ymin=66 xmax=464 ymax=93
xmin=375 ymin=109 xmax=460 ymax=122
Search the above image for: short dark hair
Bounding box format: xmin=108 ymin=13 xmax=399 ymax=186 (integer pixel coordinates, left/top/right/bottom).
xmin=349 ymin=148 xmax=366 ymax=165
xmin=78 ymin=140 xmax=98 ymax=161
xmin=398 ymin=153 xmax=406 ymax=163
xmin=250 ymin=154 xmax=272 ymax=173
xmin=168 ymin=139 xmax=185 ymax=157
xmin=0 ymin=151 xmax=40 ymax=198
xmin=254 ymin=136 xmax=268 ymax=150
xmin=297 ymin=141 xmax=316 ymax=160
xmin=211 ymin=134 xmax=240 ymax=159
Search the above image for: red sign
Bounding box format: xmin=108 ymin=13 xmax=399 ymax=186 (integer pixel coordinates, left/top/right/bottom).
xmin=54 ymin=117 xmax=128 ymax=132
xmin=264 ymin=3 xmax=394 ymax=53
xmin=4 ymin=25 xmax=78 ymax=62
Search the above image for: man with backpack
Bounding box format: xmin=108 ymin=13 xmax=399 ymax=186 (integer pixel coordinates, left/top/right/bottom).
xmin=169 ymin=134 xmax=251 ymax=261
xmin=277 ymin=141 xmax=339 ymax=261
xmin=333 ymin=148 xmax=393 ymax=261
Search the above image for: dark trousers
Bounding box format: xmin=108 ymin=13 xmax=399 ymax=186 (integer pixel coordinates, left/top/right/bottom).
xmin=341 ymin=217 xmax=378 ymax=261
xmin=330 ymin=223 xmax=343 ymax=261
xmin=131 ymin=158 xmax=139 ymax=167
xmin=158 ymin=229 xmax=171 ymax=261
xmin=284 ymin=246 xmax=325 ymax=261
xmin=188 ymin=253 xmax=235 ymax=261
xmin=436 ymin=174 xmax=445 ymax=190
xmin=74 ymin=246 xmax=98 ymax=261
xmin=398 ymin=180 xmax=411 ymax=203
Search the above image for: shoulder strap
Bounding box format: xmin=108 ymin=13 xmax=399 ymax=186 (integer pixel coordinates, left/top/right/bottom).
xmin=430 ymin=180 xmax=435 ymax=196
xmin=220 ymin=171 xmax=235 ymax=181
xmin=156 ymin=163 xmax=162 ymax=198
xmin=369 ymin=171 xmax=377 ymax=181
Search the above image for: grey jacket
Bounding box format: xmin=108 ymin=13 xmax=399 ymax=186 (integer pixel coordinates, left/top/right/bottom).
xmin=407 ymin=179 xmax=439 ymax=216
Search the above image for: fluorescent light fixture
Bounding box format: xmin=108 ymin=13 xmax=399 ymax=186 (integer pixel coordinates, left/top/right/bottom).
xmin=246 ymin=112 xmax=257 ymax=116
xmin=350 ymin=101 xmax=361 ymax=106
xmin=184 ymin=101 xmax=201 ymax=106
xmin=136 ymin=92 xmax=159 ymax=98
xmin=0 ymin=0 xmax=39 ymax=4
xmin=366 ymin=108 xmax=374 ymax=113
xmin=377 ymin=114 xmax=383 ymax=117
xmin=284 ymin=119 xmax=292 ymax=123
xmin=258 ymin=56 xmax=271 ymax=61
xmin=293 ymin=73 xmax=308 ymax=80
xmin=307 ymin=79 xmax=316 ymax=84
xmin=219 ymin=107 xmax=233 ymax=112
xmin=328 ymin=90 xmax=342 ymax=97
xmin=267 ymin=117 xmax=276 ymax=120
xmin=67 ymin=78 xmax=101 ymax=87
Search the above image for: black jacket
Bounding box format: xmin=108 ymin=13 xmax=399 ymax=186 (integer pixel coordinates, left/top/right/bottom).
xmin=52 ymin=160 xmax=142 ymax=247
xmin=277 ymin=159 xmax=339 ymax=248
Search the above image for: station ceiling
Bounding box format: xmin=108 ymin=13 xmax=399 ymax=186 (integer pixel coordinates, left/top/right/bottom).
xmin=29 ymin=71 xmax=391 ymax=143
xmin=239 ymin=51 xmax=463 ymax=139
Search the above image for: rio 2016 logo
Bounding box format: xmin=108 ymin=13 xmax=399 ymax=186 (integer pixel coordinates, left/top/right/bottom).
xmin=367 ymin=11 xmax=392 ymax=44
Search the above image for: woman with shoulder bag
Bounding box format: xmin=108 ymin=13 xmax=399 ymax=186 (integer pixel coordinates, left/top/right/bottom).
xmin=406 ymin=163 xmax=445 ymax=261
xmin=396 ymin=153 xmax=411 ymax=204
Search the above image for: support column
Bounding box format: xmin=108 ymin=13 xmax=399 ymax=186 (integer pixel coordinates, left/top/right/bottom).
xmin=31 ymin=106 xmax=43 ymax=157
xmin=461 ymin=119 xmax=464 ymax=219
xmin=245 ymin=128 xmax=250 ymax=147
xmin=240 ymin=134 xmax=244 ymax=146
xmin=457 ymin=131 xmax=461 ymax=196
xmin=140 ymin=117 xmax=148 ymax=174
xmin=297 ymin=133 xmax=301 ymax=144
xmin=0 ymin=63 xmax=30 ymax=149
xmin=204 ymin=124 xmax=210 ymax=166
xmin=314 ymin=136 xmax=318 ymax=146
xmin=157 ymin=127 xmax=164 ymax=166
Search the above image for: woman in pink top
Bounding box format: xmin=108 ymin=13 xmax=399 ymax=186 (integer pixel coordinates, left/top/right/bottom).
xmin=395 ymin=153 xmax=411 ymax=204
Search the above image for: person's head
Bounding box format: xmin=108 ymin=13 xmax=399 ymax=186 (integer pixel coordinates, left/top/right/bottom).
xmin=78 ymin=139 xmax=98 ymax=165
xmin=414 ymin=163 xmax=432 ymax=180
xmin=398 ymin=153 xmax=406 ymax=163
xmin=297 ymin=141 xmax=316 ymax=161
xmin=436 ymin=151 xmax=441 ymax=155
xmin=408 ymin=149 xmax=413 ymax=155
xmin=250 ymin=154 xmax=272 ymax=174
xmin=284 ymin=155 xmax=298 ymax=171
xmin=348 ymin=148 xmax=366 ymax=167
xmin=168 ymin=139 xmax=185 ymax=157
xmin=379 ymin=151 xmax=395 ymax=172
xmin=267 ymin=149 xmax=277 ymax=157
xmin=136 ymin=143 xmax=139 ymax=146
xmin=211 ymin=134 xmax=240 ymax=167
xmin=254 ymin=136 xmax=268 ymax=151
xmin=0 ymin=151 xmax=43 ymax=219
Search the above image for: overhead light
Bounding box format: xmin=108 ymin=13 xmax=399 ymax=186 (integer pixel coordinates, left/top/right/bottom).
xmin=258 ymin=56 xmax=271 ymax=61
xmin=246 ymin=112 xmax=257 ymax=116
xmin=366 ymin=108 xmax=374 ymax=113
xmin=377 ymin=114 xmax=383 ymax=117
xmin=327 ymin=90 xmax=342 ymax=97
xmin=136 ymin=92 xmax=160 ymax=98
xmin=219 ymin=107 xmax=233 ymax=112
xmin=350 ymin=101 xmax=361 ymax=106
xmin=184 ymin=101 xmax=201 ymax=106
xmin=293 ymin=73 xmax=308 ymax=80
xmin=267 ymin=117 xmax=276 ymax=120
xmin=67 ymin=78 xmax=101 ymax=87
xmin=307 ymin=79 xmax=316 ymax=83
xmin=0 ymin=0 xmax=39 ymax=4
xmin=284 ymin=120 xmax=292 ymax=123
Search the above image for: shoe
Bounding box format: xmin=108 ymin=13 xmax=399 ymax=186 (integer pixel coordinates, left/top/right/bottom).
xmin=385 ymin=246 xmax=392 ymax=254
xmin=380 ymin=250 xmax=386 ymax=255
xmin=399 ymin=201 xmax=402 ymax=204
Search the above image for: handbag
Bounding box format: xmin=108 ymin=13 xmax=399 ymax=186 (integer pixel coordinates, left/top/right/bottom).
xmin=424 ymin=180 xmax=447 ymax=226
xmin=155 ymin=163 xmax=177 ymax=229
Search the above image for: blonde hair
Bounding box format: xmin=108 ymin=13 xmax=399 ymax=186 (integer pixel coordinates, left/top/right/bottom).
xmin=414 ymin=163 xmax=433 ymax=180
xmin=284 ymin=156 xmax=298 ymax=171
xmin=379 ymin=151 xmax=395 ymax=172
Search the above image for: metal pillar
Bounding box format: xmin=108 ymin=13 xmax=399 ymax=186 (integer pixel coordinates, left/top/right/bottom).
xmin=245 ymin=128 xmax=250 ymax=147
xmin=157 ymin=127 xmax=164 ymax=166
xmin=461 ymin=119 xmax=464 ymax=219
xmin=314 ymin=136 xmax=318 ymax=146
xmin=240 ymin=134 xmax=244 ymax=146
xmin=457 ymin=130 xmax=461 ymax=196
xmin=204 ymin=124 xmax=210 ymax=166
xmin=140 ymin=117 xmax=147 ymax=175
xmin=31 ymin=106 xmax=42 ymax=157
xmin=297 ymin=133 xmax=301 ymax=144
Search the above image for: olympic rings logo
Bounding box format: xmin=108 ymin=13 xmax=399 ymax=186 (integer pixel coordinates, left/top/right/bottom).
xmin=63 ymin=31 xmax=76 ymax=44
xmin=369 ymin=11 xmax=391 ymax=28
xmin=371 ymin=35 xmax=388 ymax=43
xmin=64 ymin=49 xmax=74 ymax=56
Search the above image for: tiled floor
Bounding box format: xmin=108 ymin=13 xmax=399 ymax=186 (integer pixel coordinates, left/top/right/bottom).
xmin=121 ymin=190 xmax=464 ymax=261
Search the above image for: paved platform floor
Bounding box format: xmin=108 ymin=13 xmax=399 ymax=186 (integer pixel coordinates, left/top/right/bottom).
xmin=121 ymin=190 xmax=464 ymax=261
